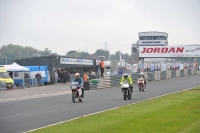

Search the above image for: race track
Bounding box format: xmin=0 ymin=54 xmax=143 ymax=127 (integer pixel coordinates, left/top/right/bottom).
xmin=0 ymin=74 xmax=199 ymax=133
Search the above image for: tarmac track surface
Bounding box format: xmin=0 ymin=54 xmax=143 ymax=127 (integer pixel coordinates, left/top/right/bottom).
xmin=0 ymin=74 xmax=199 ymax=133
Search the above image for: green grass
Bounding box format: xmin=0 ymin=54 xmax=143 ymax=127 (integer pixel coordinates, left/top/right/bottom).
xmin=30 ymin=87 xmax=200 ymax=133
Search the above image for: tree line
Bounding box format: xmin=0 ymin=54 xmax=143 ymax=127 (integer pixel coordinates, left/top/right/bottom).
xmin=0 ymin=44 xmax=131 ymax=65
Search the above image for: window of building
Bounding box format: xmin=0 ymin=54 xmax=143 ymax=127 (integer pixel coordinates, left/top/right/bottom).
xmin=14 ymin=72 xmax=18 ymax=77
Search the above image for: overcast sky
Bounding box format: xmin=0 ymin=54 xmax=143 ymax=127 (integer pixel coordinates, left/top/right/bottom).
xmin=0 ymin=0 xmax=200 ymax=55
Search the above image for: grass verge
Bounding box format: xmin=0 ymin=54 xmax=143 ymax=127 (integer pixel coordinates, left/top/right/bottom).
xmin=29 ymin=87 xmax=200 ymax=133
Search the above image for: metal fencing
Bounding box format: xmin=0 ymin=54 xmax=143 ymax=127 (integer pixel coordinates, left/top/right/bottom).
xmin=88 ymin=68 xmax=196 ymax=90
xmin=14 ymin=77 xmax=45 ymax=88
xmin=0 ymin=81 xmax=6 ymax=90
xmin=103 ymin=60 xmax=139 ymax=75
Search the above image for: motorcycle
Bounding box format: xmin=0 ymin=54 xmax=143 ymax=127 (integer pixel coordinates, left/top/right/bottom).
xmin=121 ymin=81 xmax=132 ymax=100
xmin=70 ymin=82 xmax=83 ymax=103
xmin=137 ymin=77 xmax=145 ymax=92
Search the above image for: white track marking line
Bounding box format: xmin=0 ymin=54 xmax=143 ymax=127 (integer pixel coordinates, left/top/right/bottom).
xmin=24 ymin=86 xmax=200 ymax=133
xmin=0 ymin=91 xmax=71 ymax=103
xmin=0 ymin=90 xmax=97 ymax=103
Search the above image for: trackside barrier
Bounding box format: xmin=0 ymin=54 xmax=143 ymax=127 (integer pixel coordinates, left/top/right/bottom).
xmin=89 ymin=68 xmax=196 ymax=90
xmin=154 ymin=71 xmax=161 ymax=81
xmin=180 ymin=70 xmax=184 ymax=77
xmin=0 ymin=81 xmax=7 ymax=90
xmin=184 ymin=69 xmax=188 ymax=76
xmin=31 ymin=77 xmax=45 ymax=87
xmin=176 ymin=70 xmax=180 ymax=77
xmin=166 ymin=70 xmax=171 ymax=79
xmin=191 ymin=68 xmax=195 ymax=75
xmin=160 ymin=71 xmax=166 ymax=80
xmin=13 ymin=78 xmax=46 ymax=88
xmin=171 ymin=70 xmax=176 ymax=78
xmin=188 ymin=69 xmax=191 ymax=76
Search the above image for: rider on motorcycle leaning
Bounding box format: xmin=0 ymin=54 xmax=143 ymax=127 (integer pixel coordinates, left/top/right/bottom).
xmin=138 ymin=72 xmax=146 ymax=87
xmin=72 ymin=73 xmax=84 ymax=98
xmin=120 ymin=73 xmax=133 ymax=93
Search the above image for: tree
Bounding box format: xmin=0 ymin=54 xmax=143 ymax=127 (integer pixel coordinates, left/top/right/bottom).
xmin=39 ymin=48 xmax=52 ymax=56
xmin=94 ymin=49 xmax=109 ymax=59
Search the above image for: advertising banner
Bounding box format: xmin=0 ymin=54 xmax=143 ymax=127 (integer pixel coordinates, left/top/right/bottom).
xmin=133 ymin=64 xmax=138 ymax=73
xmin=161 ymin=64 xmax=166 ymax=71
xmin=139 ymin=46 xmax=200 ymax=57
xmin=179 ymin=64 xmax=184 ymax=69
xmin=150 ymin=64 xmax=155 ymax=71
xmin=166 ymin=63 xmax=171 ymax=70
xmin=126 ymin=64 xmax=131 ymax=69
xmin=60 ymin=58 xmax=93 ymax=65
xmin=140 ymin=63 xmax=144 ymax=68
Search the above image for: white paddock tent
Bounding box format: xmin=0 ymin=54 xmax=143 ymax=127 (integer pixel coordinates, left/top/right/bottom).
xmin=4 ymin=62 xmax=30 ymax=87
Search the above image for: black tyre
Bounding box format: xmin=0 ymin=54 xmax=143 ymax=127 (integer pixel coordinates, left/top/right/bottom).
xmin=139 ymin=85 xmax=142 ymax=92
xmin=72 ymin=93 xmax=76 ymax=103
xmin=128 ymin=91 xmax=132 ymax=99
xmin=123 ymin=90 xmax=127 ymax=100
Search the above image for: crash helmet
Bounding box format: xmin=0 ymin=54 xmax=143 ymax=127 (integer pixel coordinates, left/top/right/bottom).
xmin=123 ymin=73 xmax=129 ymax=79
xmin=75 ymin=73 xmax=80 ymax=79
xmin=140 ymin=72 xmax=144 ymax=77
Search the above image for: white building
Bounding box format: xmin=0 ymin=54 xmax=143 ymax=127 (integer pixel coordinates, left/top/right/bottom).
xmin=137 ymin=31 xmax=168 ymax=46
xmin=131 ymin=31 xmax=169 ymax=62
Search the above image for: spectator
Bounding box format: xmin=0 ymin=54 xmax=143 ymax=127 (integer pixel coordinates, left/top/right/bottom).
xmin=35 ymin=72 xmax=41 ymax=84
xmin=83 ymin=72 xmax=89 ymax=82
xmin=60 ymin=71 xmax=64 ymax=83
xmin=100 ymin=59 xmax=105 ymax=78
xmin=63 ymin=70 xmax=67 ymax=83
xmin=54 ymin=70 xmax=58 ymax=84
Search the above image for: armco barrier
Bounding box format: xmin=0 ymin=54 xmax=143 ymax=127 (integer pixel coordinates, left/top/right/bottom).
xmin=160 ymin=71 xmax=166 ymax=80
xmin=188 ymin=69 xmax=191 ymax=76
xmin=180 ymin=70 xmax=184 ymax=77
xmin=147 ymin=72 xmax=155 ymax=81
xmin=131 ymin=73 xmax=140 ymax=83
xmin=166 ymin=70 xmax=171 ymax=79
xmin=154 ymin=71 xmax=161 ymax=81
xmin=171 ymin=71 xmax=176 ymax=78
xmin=0 ymin=81 xmax=7 ymax=90
xmin=191 ymin=68 xmax=195 ymax=75
xmin=90 ymin=83 xmax=97 ymax=90
xmin=176 ymin=70 xmax=180 ymax=77
xmin=110 ymin=75 xmax=121 ymax=87
xmin=89 ymin=68 xmax=196 ymax=90
xmin=184 ymin=69 xmax=188 ymax=76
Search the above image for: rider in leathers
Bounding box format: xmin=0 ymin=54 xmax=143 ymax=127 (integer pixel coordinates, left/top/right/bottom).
xmin=72 ymin=73 xmax=84 ymax=98
xmin=138 ymin=72 xmax=146 ymax=88
xmin=120 ymin=73 xmax=133 ymax=93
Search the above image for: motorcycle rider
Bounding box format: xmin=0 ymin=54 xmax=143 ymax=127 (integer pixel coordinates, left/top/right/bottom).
xmin=72 ymin=73 xmax=84 ymax=98
xmin=138 ymin=72 xmax=146 ymax=88
xmin=120 ymin=73 xmax=133 ymax=93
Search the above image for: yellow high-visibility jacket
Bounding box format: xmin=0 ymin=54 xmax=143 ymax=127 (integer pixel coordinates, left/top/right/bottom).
xmin=120 ymin=76 xmax=133 ymax=85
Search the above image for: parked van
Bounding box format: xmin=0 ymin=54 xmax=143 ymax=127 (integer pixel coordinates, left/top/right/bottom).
xmin=0 ymin=66 xmax=14 ymax=89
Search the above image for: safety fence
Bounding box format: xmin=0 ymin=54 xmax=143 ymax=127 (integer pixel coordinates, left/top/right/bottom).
xmin=0 ymin=81 xmax=6 ymax=90
xmin=88 ymin=68 xmax=196 ymax=90
xmin=14 ymin=77 xmax=45 ymax=88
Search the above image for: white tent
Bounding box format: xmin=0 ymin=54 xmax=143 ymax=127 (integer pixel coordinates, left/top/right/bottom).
xmin=4 ymin=62 xmax=30 ymax=71
xmin=3 ymin=62 xmax=30 ymax=88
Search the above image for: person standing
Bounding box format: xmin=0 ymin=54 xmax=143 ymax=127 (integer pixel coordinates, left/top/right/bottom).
xmin=66 ymin=71 xmax=70 ymax=82
xmin=54 ymin=70 xmax=58 ymax=84
xmin=60 ymin=71 xmax=63 ymax=83
xmin=63 ymin=70 xmax=67 ymax=83
xmin=100 ymin=59 xmax=105 ymax=78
